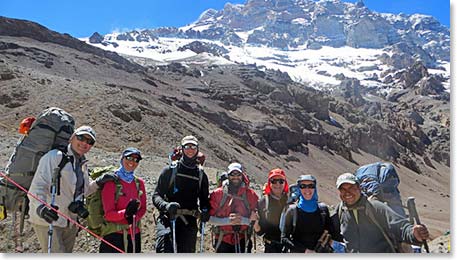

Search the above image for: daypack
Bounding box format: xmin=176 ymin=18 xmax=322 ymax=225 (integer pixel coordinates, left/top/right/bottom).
xmin=86 ymin=166 xmax=142 ymax=237
xmin=354 ymin=162 xmax=405 ymax=217
xmin=0 ymin=107 xmax=75 ymax=217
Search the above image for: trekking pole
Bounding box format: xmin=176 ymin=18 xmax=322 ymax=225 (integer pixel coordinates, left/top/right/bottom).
xmin=249 ymin=220 xmax=256 ymax=253
xmin=47 ymin=166 xmax=61 ymax=253
xmin=171 ymin=218 xmax=177 ymax=253
xmin=406 ymin=197 xmax=430 ymax=253
xmin=233 ymin=225 xmax=240 ymax=253
xmin=200 ymin=221 xmax=205 ymax=253
xmin=131 ymin=214 xmax=136 ymax=253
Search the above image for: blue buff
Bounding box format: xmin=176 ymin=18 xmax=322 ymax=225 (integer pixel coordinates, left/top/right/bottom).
xmin=116 ymin=162 xmax=134 ymax=183
xmin=297 ymin=186 xmax=319 ymax=213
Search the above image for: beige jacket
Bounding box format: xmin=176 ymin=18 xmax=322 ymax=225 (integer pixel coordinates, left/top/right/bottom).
xmin=28 ymin=145 xmax=97 ymax=227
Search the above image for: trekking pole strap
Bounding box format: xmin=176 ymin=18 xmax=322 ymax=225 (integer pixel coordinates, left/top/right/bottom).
xmin=0 ymin=171 xmax=125 ymax=253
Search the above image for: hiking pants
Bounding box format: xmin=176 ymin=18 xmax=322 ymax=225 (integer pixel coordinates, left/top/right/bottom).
xmin=33 ymin=224 xmax=78 ymax=253
xmin=264 ymin=240 xmax=283 ymax=253
xmin=215 ymin=239 xmax=252 ymax=253
xmin=155 ymin=215 xmax=198 ymax=253
xmin=99 ymin=232 xmax=141 ymax=253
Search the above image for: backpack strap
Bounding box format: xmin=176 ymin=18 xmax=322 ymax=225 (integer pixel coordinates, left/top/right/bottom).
xmin=364 ymin=200 xmax=397 ymax=253
xmin=55 ymin=148 xmax=73 ymax=196
xmin=318 ymin=202 xmax=328 ymax=227
xmin=168 ymin=163 xmax=204 ymax=194
xmin=264 ymin=195 xmax=270 ymax=220
xmin=168 ymin=162 xmax=178 ymax=193
xmin=291 ymin=204 xmax=297 ymax=234
xmin=216 ymin=185 xmax=251 ymax=216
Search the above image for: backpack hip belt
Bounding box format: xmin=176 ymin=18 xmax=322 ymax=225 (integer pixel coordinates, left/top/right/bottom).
xmin=213 ymin=226 xmax=248 ymax=251
xmin=176 ymin=209 xmax=199 ymax=218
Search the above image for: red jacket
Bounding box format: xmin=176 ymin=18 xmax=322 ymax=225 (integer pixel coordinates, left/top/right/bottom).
xmin=101 ymin=178 xmax=147 ymax=235
xmin=209 ymin=184 xmax=258 ymax=245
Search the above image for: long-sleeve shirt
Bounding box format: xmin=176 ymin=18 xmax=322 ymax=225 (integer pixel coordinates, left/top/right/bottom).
xmin=281 ymin=203 xmax=340 ymax=253
xmin=256 ymin=194 xmax=288 ymax=242
xmin=335 ymin=195 xmax=421 ymax=253
xmin=101 ymin=177 xmax=147 ymax=235
xmin=28 ymin=145 xmax=98 ymax=228
xmin=152 ymin=163 xmax=210 ymax=214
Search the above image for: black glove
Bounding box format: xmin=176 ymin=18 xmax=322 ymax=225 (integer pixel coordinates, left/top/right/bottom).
xmin=95 ymin=173 xmax=118 ymax=188
xmin=200 ymin=208 xmax=210 ymax=222
xmin=166 ymin=202 xmax=180 ymax=219
xmin=124 ymin=199 xmax=140 ymax=224
xmin=37 ymin=204 xmax=59 ymax=224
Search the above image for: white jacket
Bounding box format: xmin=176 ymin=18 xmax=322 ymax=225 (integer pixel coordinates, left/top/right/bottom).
xmin=28 ymin=145 xmax=97 ymax=228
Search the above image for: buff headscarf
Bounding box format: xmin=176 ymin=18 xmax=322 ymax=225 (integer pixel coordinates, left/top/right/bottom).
xmin=263 ymin=168 xmax=289 ymax=195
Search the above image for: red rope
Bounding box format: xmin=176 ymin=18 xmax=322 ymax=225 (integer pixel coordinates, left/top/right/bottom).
xmin=0 ymin=171 xmax=126 ymax=253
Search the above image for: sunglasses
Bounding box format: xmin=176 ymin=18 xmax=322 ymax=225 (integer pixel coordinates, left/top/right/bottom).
xmin=183 ymin=144 xmax=198 ymax=150
xmin=76 ymin=135 xmax=95 ymax=145
xmin=270 ymin=179 xmax=285 ymax=184
xmin=228 ymin=171 xmax=242 ymax=177
xmin=299 ymin=183 xmax=315 ymax=189
xmin=125 ymin=156 xmax=141 ymax=163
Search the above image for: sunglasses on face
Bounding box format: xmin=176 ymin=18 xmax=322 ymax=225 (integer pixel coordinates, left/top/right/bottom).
xmin=124 ymin=156 xmax=141 ymax=163
xmin=270 ymin=179 xmax=285 ymax=184
xmin=75 ymin=135 xmax=95 ymax=145
xmin=299 ymin=183 xmax=315 ymax=189
xmin=228 ymin=171 xmax=242 ymax=177
xmin=183 ymin=144 xmax=198 ymax=150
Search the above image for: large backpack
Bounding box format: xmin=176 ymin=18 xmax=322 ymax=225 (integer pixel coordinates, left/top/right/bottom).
xmin=0 ymin=107 xmax=75 ymax=217
xmin=354 ymin=162 xmax=405 ymax=217
xmin=86 ymin=166 xmax=142 ymax=237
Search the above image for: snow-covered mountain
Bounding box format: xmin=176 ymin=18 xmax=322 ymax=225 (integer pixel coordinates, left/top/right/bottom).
xmin=82 ymin=0 xmax=450 ymax=96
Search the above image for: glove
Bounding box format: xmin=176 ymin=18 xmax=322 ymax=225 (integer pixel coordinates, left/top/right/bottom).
xmin=200 ymin=208 xmax=210 ymax=222
xmin=95 ymin=173 xmax=118 ymax=188
xmin=166 ymin=202 xmax=180 ymax=219
xmin=37 ymin=204 xmax=59 ymax=224
xmin=124 ymin=199 xmax=140 ymax=224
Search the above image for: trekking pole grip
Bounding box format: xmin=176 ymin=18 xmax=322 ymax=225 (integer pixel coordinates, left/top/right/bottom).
xmin=406 ymin=197 xmax=430 ymax=253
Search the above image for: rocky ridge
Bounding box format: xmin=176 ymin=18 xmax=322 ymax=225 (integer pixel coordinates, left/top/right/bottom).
xmin=0 ymin=15 xmax=450 ymax=253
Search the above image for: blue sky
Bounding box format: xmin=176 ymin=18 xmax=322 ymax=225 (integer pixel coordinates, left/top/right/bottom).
xmin=1 ymin=0 xmax=451 ymax=38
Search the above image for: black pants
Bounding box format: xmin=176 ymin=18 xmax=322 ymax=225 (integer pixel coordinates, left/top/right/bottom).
xmin=155 ymin=215 xmax=198 ymax=253
xmin=215 ymin=239 xmax=252 ymax=253
xmin=99 ymin=232 xmax=141 ymax=253
xmin=264 ymin=240 xmax=284 ymax=253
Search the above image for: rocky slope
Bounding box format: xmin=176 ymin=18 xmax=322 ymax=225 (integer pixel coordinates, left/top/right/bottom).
xmin=0 ymin=16 xmax=450 ymax=253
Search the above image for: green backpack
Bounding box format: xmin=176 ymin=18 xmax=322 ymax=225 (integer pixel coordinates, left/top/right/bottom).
xmin=86 ymin=166 xmax=142 ymax=237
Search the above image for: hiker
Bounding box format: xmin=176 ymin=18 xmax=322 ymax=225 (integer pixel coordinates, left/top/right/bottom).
xmin=280 ymin=175 xmax=342 ymax=253
xmin=99 ymin=148 xmax=147 ymax=253
xmin=334 ymin=172 xmax=430 ymax=253
xmin=28 ymin=126 xmax=115 ymax=253
xmin=253 ymin=168 xmax=289 ymax=253
xmin=217 ymin=171 xmax=228 ymax=188
xmin=152 ymin=135 xmax=210 ymax=253
xmin=208 ymin=162 xmax=259 ymax=253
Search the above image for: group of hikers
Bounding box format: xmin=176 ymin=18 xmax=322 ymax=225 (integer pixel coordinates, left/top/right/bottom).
xmin=21 ymin=124 xmax=430 ymax=253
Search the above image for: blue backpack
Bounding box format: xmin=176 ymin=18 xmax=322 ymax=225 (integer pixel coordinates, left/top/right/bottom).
xmin=354 ymin=162 xmax=405 ymax=217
